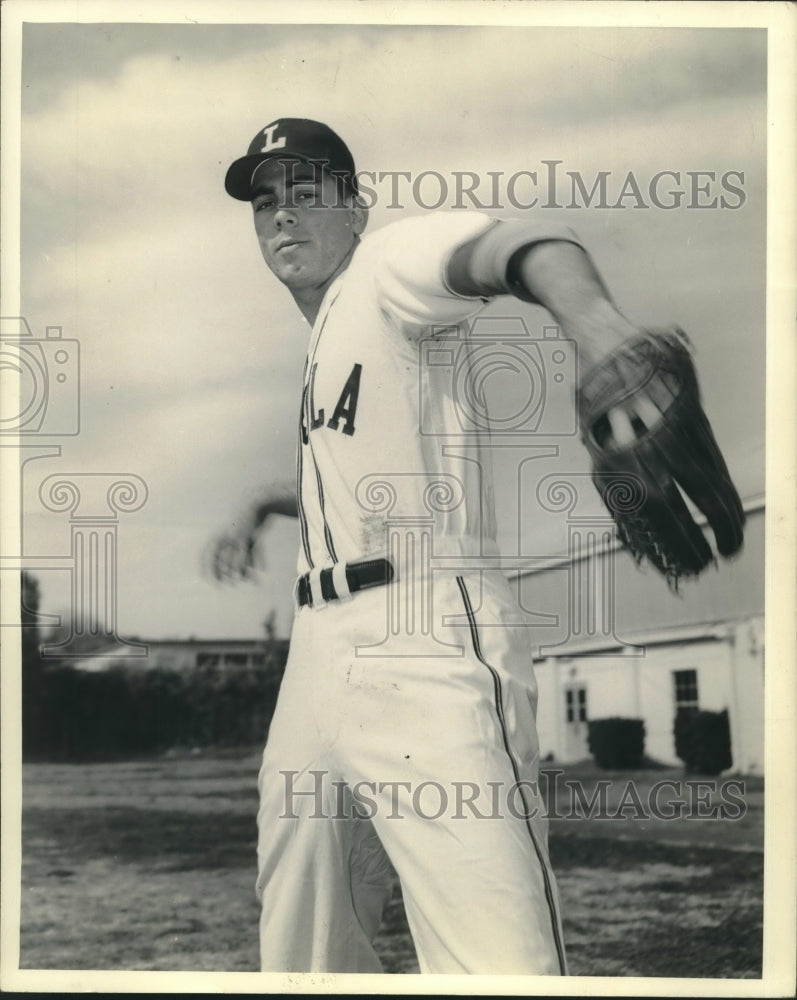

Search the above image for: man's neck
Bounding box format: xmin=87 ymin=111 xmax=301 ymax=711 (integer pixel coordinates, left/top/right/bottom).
xmin=291 ymin=238 xmax=360 ymax=325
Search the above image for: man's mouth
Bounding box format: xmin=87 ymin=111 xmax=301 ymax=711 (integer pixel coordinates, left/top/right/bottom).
xmin=275 ymin=239 xmax=305 ymax=253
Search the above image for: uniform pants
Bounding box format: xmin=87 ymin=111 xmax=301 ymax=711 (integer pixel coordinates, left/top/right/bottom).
xmin=255 ymin=570 xmax=567 ymax=974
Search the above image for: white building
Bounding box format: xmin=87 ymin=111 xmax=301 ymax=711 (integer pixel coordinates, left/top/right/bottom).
xmin=514 ymin=499 xmax=765 ymax=773
xmin=71 ymin=637 xmax=288 ymax=675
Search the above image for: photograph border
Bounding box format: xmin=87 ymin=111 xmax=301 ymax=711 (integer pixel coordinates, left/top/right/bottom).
xmin=1 ymin=1 xmax=795 ymax=995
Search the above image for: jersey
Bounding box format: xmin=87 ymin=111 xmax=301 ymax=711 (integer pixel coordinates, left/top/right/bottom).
xmin=296 ymin=211 xmax=528 ymax=578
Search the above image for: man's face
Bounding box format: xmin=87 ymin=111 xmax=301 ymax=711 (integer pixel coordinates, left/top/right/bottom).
xmin=250 ymin=159 xmax=362 ymax=292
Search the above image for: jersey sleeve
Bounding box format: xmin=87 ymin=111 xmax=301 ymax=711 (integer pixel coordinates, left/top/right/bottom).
xmin=370 ymin=213 xmax=496 ymax=332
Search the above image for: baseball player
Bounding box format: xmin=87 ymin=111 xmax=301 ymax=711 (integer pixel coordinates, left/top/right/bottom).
xmin=212 ymin=118 xmax=744 ymax=974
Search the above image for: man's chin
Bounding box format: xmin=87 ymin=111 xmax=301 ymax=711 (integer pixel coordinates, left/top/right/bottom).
xmin=270 ymin=262 xmax=307 ymax=287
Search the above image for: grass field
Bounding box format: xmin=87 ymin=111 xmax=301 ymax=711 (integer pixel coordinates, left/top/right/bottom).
xmin=18 ymin=750 xmax=764 ymax=977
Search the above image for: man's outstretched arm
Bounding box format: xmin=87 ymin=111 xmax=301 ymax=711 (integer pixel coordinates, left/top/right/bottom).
xmin=506 ymin=240 xmax=639 ymax=368
xmin=447 ymin=221 xmax=745 ymax=583
xmin=448 ymin=224 xmax=636 ymax=364
xmin=447 ymin=225 xmax=649 ymax=444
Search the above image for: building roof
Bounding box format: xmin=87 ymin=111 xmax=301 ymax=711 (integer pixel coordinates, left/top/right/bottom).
xmin=515 ymin=499 xmax=764 ymax=653
xmin=66 ymin=636 xmax=289 ymax=673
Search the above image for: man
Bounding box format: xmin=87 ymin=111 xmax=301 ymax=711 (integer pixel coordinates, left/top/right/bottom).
xmin=211 ymin=118 xmax=740 ymax=974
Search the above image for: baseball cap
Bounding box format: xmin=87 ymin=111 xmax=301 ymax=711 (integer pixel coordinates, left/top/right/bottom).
xmin=225 ymin=118 xmax=358 ymax=201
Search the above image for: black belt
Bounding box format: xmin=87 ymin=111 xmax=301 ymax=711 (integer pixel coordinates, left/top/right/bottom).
xmin=296 ymin=558 xmax=395 ymax=608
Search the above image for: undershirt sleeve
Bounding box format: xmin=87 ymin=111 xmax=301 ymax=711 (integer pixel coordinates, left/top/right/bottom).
xmin=371 ymin=213 xmax=584 ymax=332
xmin=445 ymin=219 xmax=585 ymax=303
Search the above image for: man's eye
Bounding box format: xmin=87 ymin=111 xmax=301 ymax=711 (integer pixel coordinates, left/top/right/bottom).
xmin=255 ymin=199 xmax=275 ymax=212
xmin=294 ymin=190 xmax=317 ymax=205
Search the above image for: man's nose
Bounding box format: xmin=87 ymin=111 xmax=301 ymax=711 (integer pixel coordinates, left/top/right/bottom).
xmin=274 ymin=206 xmax=297 ymax=229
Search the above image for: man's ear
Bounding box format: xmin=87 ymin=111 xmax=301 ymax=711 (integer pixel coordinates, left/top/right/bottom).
xmin=350 ymin=197 xmax=368 ymax=235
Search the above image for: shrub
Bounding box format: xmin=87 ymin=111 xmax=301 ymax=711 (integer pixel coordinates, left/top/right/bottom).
xmin=674 ymin=708 xmax=732 ymax=775
xmin=587 ymin=717 xmax=645 ymax=769
xmin=22 ymin=657 xmax=285 ymax=761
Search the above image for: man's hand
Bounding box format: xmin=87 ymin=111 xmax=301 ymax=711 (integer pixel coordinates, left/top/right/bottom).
xmin=205 ymin=524 xmax=264 ymax=583
xmin=203 ymin=490 xmax=299 ymax=584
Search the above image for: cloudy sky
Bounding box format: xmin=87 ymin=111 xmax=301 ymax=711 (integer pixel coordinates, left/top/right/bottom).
xmin=11 ymin=14 xmax=769 ymax=640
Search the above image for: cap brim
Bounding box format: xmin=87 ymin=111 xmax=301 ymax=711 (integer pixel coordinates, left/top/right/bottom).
xmin=224 ymin=154 xmax=278 ymax=201
xmin=225 ymin=153 xmax=357 ymax=201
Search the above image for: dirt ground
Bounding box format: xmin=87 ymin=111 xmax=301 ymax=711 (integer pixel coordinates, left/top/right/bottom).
xmin=16 ymin=751 xmax=764 ymax=978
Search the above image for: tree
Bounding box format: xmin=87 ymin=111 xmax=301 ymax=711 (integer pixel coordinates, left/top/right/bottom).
xmin=21 ymin=571 xmax=45 ymax=756
xmin=263 ymin=609 xmax=278 ymax=642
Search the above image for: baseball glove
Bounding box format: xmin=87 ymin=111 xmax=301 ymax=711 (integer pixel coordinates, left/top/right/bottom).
xmin=577 ymin=327 xmax=745 ymax=587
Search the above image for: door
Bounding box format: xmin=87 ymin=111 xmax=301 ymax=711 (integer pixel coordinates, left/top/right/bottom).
xmin=564 ymin=684 xmax=589 ymax=761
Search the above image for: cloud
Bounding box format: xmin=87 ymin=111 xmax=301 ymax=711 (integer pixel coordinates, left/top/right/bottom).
xmin=15 ymin=23 xmax=767 ymax=637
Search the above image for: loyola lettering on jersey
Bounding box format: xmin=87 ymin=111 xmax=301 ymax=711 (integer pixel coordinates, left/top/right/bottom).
xmin=301 ymin=362 xmax=362 ymax=443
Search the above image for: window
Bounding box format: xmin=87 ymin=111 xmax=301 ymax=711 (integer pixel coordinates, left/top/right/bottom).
xmin=223 ymin=653 xmax=248 ymax=667
xmin=673 ymin=669 xmax=699 ymax=713
xmin=196 ymin=653 xmax=220 ymax=668
xmin=565 ymin=687 xmax=587 ymax=723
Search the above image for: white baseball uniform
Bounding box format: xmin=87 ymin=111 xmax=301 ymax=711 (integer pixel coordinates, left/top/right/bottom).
xmin=256 ymin=211 xmax=570 ymax=974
